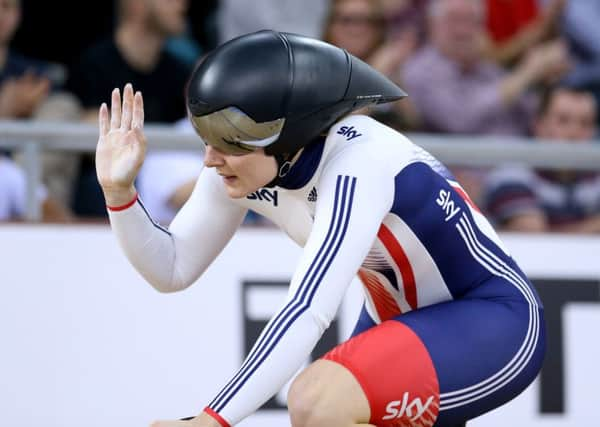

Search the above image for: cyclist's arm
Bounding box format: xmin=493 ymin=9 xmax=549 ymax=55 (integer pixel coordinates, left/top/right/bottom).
xmin=108 ymin=167 xmax=247 ymax=292
xmin=204 ymin=147 xmax=393 ymax=426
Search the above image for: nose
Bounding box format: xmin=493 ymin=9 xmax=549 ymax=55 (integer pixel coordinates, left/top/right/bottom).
xmin=204 ymin=145 xmax=226 ymax=167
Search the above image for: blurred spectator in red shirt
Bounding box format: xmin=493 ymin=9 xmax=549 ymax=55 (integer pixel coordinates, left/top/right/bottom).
xmin=484 ymin=0 xmax=566 ymax=67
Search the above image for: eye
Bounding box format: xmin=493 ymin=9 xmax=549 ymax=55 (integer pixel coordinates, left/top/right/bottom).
xmin=222 ymin=138 xmax=255 ymax=153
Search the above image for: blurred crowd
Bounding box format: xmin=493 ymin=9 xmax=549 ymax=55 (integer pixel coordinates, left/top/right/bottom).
xmin=1 ymin=0 xmax=599 ymax=233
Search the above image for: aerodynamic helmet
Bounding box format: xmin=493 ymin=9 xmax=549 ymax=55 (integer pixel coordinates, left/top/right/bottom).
xmin=186 ymin=30 xmax=407 ymax=158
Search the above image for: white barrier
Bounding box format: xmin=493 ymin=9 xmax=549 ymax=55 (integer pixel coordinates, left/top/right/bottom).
xmin=3 ymin=120 xmax=600 ymax=221
xmin=0 ymin=226 xmax=598 ymax=426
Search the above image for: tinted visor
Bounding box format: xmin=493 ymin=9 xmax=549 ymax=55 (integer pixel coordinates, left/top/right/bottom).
xmin=189 ymin=107 xmax=285 ymax=155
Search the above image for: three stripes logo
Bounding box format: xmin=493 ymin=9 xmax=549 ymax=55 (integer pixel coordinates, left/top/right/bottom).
xmin=208 ymin=175 xmax=357 ymax=414
xmin=441 ymin=212 xmax=541 ymax=411
xmin=308 ymin=187 xmax=317 ymax=202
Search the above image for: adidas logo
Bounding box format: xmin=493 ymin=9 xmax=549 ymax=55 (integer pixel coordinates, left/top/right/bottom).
xmin=308 ymin=187 xmax=317 ymax=202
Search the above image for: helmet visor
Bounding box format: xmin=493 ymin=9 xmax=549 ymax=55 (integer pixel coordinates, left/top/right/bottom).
xmin=189 ymin=107 xmax=285 ymax=156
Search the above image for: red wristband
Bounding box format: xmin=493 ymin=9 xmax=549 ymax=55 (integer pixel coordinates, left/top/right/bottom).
xmin=106 ymin=192 xmax=138 ymax=212
xmin=203 ymin=407 xmax=231 ymax=427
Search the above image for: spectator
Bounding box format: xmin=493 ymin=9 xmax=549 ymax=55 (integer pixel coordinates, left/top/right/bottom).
xmin=0 ymin=0 xmax=51 ymax=119
xmin=484 ymin=0 xmax=566 ymax=67
xmin=137 ymin=119 xmax=203 ymax=225
xmin=483 ymin=86 xmax=600 ymax=233
xmin=560 ymin=0 xmax=600 ymax=121
xmin=381 ymin=0 xmax=429 ymax=44
xmin=324 ymin=0 xmax=417 ymax=77
xmin=1 ymin=0 xmax=78 ymax=220
xmin=402 ymin=0 xmax=571 ymax=202
xmin=0 ymin=0 xmax=76 ymax=117
xmin=217 ymin=0 xmax=329 ymax=44
xmin=323 ymin=0 xmax=420 ymax=130
xmin=67 ymin=0 xmax=193 ymax=218
xmin=403 ymin=0 xmax=569 ymax=137
xmin=0 ymin=155 xmax=70 ymax=222
xmin=0 ymin=156 xmax=31 ymax=221
xmin=137 ymin=119 xmax=274 ymax=227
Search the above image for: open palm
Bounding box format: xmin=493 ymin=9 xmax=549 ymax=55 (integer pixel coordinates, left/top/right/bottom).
xmin=96 ymin=83 xmax=146 ymax=194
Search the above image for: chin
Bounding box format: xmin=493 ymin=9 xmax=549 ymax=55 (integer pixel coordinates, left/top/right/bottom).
xmin=225 ymin=185 xmax=250 ymax=199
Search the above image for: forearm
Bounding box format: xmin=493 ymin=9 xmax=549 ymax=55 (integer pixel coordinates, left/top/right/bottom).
xmin=108 ymin=199 xmax=188 ymax=292
xmin=500 ymin=64 xmax=537 ymax=107
xmin=206 ymin=309 xmax=325 ymax=426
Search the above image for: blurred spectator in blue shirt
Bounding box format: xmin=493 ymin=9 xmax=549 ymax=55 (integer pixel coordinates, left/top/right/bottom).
xmin=0 ymin=155 xmax=72 ymax=222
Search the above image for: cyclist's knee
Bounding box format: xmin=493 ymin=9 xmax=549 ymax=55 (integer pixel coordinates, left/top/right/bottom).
xmin=288 ymin=360 xmax=368 ymax=427
xmin=288 ymin=368 xmax=331 ymax=427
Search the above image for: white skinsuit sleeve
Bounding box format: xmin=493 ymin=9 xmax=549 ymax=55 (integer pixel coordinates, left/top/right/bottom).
xmin=206 ymin=147 xmax=394 ymax=425
xmin=108 ymin=167 xmax=247 ymax=292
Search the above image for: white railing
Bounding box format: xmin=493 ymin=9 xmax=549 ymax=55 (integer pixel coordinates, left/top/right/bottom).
xmin=2 ymin=119 xmax=600 ymax=221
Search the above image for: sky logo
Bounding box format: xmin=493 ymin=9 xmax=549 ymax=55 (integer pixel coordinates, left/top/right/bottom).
xmin=436 ymin=188 xmax=460 ymax=222
xmin=382 ymin=392 xmax=436 ymax=423
xmin=247 ymin=189 xmax=278 ymax=206
xmin=337 ymin=125 xmax=363 ymax=141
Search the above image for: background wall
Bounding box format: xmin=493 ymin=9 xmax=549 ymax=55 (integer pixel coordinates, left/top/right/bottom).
xmin=0 ymin=226 xmax=598 ymax=426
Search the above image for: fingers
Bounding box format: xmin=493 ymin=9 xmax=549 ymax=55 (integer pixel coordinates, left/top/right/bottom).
xmin=99 ymin=103 xmax=109 ymax=136
xmin=110 ymin=87 xmax=121 ymax=130
xmin=121 ymin=83 xmax=134 ymax=131
xmin=132 ymin=90 xmax=144 ymax=129
xmin=132 ymin=125 xmax=147 ymax=158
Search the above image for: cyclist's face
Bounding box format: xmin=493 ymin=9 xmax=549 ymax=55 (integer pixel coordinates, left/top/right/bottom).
xmin=203 ymin=145 xmax=278 ymax=198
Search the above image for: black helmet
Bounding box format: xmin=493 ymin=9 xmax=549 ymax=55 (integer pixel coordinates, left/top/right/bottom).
xmin=186 ymin=30 xmax=407 ymax=157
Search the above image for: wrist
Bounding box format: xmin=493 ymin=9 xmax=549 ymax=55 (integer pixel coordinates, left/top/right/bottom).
xmin=203 ymin=407 xmax=231 ymax=427
xmin=104 ymin=186 xmax=138 ymax=211
xmin=518 ymin=60 xmax=541 ymax=86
